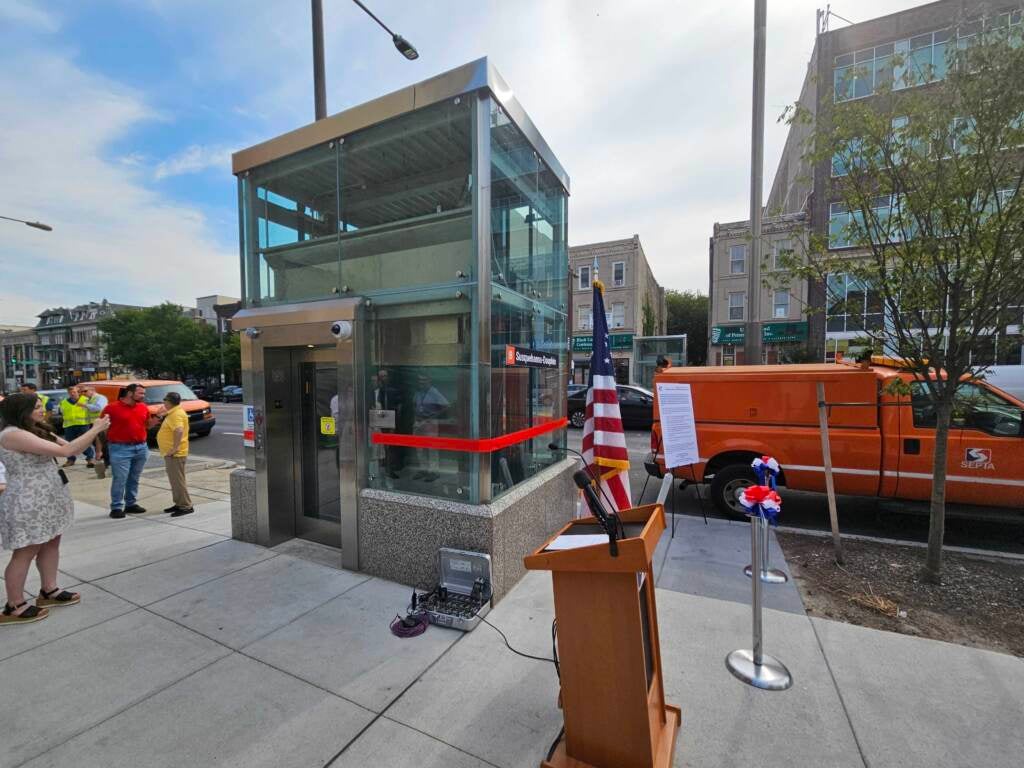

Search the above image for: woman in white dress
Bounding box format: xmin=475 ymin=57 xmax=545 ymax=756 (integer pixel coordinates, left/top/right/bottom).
xmin=0 ymin=393 xmax=109 ymax=626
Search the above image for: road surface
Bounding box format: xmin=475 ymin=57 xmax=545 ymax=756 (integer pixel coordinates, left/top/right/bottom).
xmin=185 ymin=409 xmax=1023 ymax=553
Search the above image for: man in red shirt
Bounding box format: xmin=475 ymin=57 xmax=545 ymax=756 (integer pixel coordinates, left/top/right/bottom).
xmin=102 ymin=384 xmax=156 ymax=519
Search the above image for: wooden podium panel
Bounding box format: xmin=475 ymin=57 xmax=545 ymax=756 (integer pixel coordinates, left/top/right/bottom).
xmin=525 ymin=504 xmax=681 ymax=768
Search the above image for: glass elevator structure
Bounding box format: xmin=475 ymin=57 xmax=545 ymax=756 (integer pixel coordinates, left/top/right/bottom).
xmin=231 ymin=59 xmax=570 ymax=567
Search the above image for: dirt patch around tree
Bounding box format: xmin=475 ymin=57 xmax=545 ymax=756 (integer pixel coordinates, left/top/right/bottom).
xmin=777 ymin=532 xmax=1024 ymax=657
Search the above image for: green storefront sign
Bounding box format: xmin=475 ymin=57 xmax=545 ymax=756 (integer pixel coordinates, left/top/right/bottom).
xmin=762 ymin=322 xmax=808 ymax=343
xmin=711 ymin=325 xmax=745 ymax=345
xmin=572 ymin=333 xmax=634 ymax=352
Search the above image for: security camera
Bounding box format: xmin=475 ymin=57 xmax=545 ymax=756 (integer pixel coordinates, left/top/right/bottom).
xmin=330 ymin=320 xmax=352 ymax=340
xmin=244 ymin=327 xmax=260 ymax=338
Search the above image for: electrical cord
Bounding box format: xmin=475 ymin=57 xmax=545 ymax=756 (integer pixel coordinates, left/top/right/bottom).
xmin=481 ymin=614 xmax=566 ymax=759
xmin=390 ymin=612 xmax=429 ymax=638
xmin=480 ymin=616 xmax=559 ymax=669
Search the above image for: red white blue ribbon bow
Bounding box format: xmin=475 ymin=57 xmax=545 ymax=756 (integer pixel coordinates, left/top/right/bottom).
xmin=740 ymin=484 xmax=782 ymax=526
xmin=751 ymin=455 xmax=780 ymax=489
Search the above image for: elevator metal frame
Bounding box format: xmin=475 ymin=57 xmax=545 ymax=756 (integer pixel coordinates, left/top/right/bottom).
xmin=234 ymin=298 xmax=365 ymax=569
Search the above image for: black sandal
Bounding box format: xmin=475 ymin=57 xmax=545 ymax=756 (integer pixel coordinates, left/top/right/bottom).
xmin=37 ymin=587 xmax=81 ymax=608
xmin=1 ymin=601 xmax=49 ymax=626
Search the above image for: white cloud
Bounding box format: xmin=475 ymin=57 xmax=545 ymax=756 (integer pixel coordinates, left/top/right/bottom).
xmin=0 ymin=50 xmax=238 ymax=325
xmin=0 ymin=0 xmax=60 ymax=33
xmin=0 ymin=0 xmax=937 ymax=328
xmin=154 ymin=144 xmax=234 ymax=180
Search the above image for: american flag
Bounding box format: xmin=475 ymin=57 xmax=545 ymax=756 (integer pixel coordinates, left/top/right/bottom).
xmin=581 ymin=278 xmax=632 ymax=511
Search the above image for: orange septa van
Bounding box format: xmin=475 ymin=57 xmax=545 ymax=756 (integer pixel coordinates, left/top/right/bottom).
xmin=648 ymin=360 xmax=1024 ymax=515
xmin=91 ymin=380 xmax=215 ymax=444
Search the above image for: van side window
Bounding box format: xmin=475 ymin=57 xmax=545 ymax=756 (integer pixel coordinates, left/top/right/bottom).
xmin=909 ymin=383 xmax=936 ymax=428
xmin=911 ymin=382 xmax=1023 ymax=436
xmin=954 ymin=383 xmax=1023 ymax=437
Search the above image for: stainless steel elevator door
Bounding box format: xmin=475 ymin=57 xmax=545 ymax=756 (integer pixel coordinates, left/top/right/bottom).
xmin=296 ymin=356 xmax=342 ymax=546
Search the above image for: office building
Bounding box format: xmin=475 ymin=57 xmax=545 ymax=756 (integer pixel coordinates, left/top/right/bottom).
xmin=708 ymin=213 xmax=810 ymax=365
xmin=34 ymin=300 xmax=140 ymax=386
xmin=1 ymin=326 xmax=38 ymax=392
xmin=195 ymin=294 xmax=240 ymax=328
xmin=569 ymin=235 xmax=666 ymax=384
xmin=709 ymin=0 xmax=1023 ymax=368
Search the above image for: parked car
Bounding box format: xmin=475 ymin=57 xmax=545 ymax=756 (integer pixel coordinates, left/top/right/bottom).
xmin=38 ymin=389 xmax=69 ymax=434
xmin=210 ymin=385 xmax=243 ymax=402
xmin=568 ymin=383 xmax=587 ymax=398
xmin=567 ymin=384 xmax=655 ymax=430
xmin=647 ymin=358 xmax=1024 ymax=516
xmin=221 ymin=385 xmax=244 ymax=402
xmin=92 ymin=380 xmax=216 ymax=444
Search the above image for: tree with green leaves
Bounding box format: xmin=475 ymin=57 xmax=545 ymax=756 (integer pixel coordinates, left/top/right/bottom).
xmin=780 ymin=19 xmax=1024 ymax=581
xmin=99 ymin=303 xmax=229 ymax=381
xmin=665 ymin=290 xmax=709 ymax=365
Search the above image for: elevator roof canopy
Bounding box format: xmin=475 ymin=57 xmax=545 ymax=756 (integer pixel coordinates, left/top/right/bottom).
xmin=232 ymin=57 xmax=569 ymax=195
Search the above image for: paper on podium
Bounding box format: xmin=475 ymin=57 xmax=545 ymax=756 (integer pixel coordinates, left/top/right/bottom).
xmin=544 ymin=533 xmax=610 ymax=551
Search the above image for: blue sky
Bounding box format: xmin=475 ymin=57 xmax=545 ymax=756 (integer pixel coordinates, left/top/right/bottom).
xmin=0 ymin=0 xmax=924 ymax=326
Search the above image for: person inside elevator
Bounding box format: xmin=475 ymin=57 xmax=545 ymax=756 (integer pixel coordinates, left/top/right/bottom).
xmin=374 ymin=368 xmax=401 ymax=479
xmin=412 ymin=372 xmax=448 ymax=482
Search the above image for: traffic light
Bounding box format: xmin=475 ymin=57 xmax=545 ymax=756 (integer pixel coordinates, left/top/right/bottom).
xmin=10 ymin=355 xmax=17 ymax=365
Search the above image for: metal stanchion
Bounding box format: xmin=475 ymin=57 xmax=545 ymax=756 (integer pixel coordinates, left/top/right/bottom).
xmin=742 ymin=456 xmax=788 ymax=584
xmin=744 ymin=516 xmax=788 ymax=583
xmin=727 ymin=485 xmax=792 ymax=691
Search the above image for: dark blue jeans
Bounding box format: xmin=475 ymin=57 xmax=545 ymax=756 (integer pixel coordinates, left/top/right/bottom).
xmin=62 ymin=424 xmax=95 ymax=461
xmin=108 ymin=442 xmax=148 ymax=511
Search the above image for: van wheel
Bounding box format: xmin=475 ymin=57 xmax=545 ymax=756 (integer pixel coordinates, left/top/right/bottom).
xmin=710 ymin=464 xmax=757 ymax=518
xmin=570 ymin=410 xmax=586 ymax=428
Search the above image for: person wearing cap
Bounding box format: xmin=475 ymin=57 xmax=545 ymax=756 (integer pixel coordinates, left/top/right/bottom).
xmin=157 ymin=392 xmax=193 ymax=517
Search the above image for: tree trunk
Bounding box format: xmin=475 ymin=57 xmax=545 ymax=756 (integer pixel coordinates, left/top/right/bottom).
xmin=924 ymin=399 xmax=953 ymax=583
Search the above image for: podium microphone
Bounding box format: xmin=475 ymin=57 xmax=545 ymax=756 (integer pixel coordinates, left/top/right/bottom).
xmin=549 ymin=442 xmax=619 ymax=514
xmin=573 ymin=470 xmax=618 ymax=557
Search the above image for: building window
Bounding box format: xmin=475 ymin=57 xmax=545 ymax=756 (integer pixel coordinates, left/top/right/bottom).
xmin=773 ymin=290 xmax=790 ymax=319
xmin=722 ymin=344 xmax=736 ymax=366
xmin=578 ymin=265 xmax=591 ymax=290
xmin=612 ymin=261 xmax=625 ymax=287
xmin=772 ymin=240 xmax=793 ymax=270
xmin=728 ymin=292 xmax=745 ymax=321
xmin=578 ymin=304 xmax=592 ymax=331
xmin=611 ymin=302 xmax=625 ymax=328
xmin=729 ymin=245 xmax=746 ymax=275
xmin=834 ymin=16 xmax=1022 ymax=104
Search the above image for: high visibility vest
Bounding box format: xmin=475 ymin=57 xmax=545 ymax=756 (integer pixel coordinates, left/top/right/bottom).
xmin=37 ymin=393 xmax=49 ymax=411
xmin=60 ymin=396 xmax=89 ymax=428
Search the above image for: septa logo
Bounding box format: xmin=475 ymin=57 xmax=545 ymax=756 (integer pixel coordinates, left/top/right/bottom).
xmin=505 ymin=344 xmax=517 ymax=366
xmin=961 ymin=447 xmax=994 ymax=470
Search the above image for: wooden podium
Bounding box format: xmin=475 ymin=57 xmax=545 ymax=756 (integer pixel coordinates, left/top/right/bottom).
xmin=524 ymin=503 xmax=681 ymax=768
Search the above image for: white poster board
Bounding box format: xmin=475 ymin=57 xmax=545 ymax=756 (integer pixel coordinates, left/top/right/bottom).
xmin=655 ymin=382 xmax=700 ymax=468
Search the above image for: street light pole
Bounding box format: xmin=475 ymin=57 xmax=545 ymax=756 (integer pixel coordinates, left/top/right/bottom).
xmin=312 ymin=0 xmax=327 ymax=120
xmin=746 ymin=0 xmax=767 ymax=366
xmin=310 ymin=0 xmax=419 ymax=121
xmin=0 ymin=214 xmax=52 ymax=232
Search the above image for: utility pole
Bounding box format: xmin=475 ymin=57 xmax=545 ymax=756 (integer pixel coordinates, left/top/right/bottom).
xmin=312 ymin=0 xmax=327 ymax=120
xmin=746 ymin=0 xmax=767 ymax=365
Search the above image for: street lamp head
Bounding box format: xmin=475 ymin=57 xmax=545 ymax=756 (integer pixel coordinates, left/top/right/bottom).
xmin=392 ymin=34 xmax=418 ymax=60
xmin=25 ymin=221 xmax=52 ymax=232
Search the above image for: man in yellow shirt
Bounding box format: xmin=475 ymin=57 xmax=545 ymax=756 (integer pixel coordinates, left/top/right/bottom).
xmin=59 ymin=385 xmax=95 ymax=468
xmin=157 ymin=392 xmax=192 ymax=517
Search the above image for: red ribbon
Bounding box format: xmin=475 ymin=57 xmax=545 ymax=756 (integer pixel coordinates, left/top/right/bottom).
xmin=371 ymin=418 xmax=568 ymax=453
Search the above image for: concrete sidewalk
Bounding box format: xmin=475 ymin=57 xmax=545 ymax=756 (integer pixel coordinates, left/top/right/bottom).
xmin=1 ymin=499 xmax=1021 ymax=767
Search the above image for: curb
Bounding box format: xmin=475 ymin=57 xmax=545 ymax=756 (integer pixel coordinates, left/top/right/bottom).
xmin=775 ymin=525 xmax=1024 ymax=562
